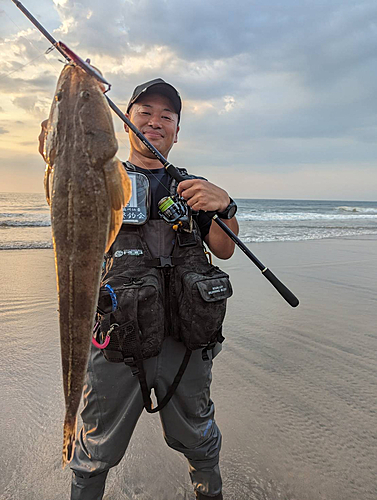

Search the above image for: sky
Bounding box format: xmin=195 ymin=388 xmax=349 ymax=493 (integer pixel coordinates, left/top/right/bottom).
xmin=0 ymin=0 xmax=377 ymax=200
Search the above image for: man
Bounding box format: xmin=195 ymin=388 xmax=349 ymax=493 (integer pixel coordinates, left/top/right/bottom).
xmin=39 ymin=78 xmax=239 ymax=499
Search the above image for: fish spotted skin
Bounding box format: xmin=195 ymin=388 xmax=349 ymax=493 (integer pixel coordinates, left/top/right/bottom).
xmin=44 ymin=63 xmax=131 ymax=468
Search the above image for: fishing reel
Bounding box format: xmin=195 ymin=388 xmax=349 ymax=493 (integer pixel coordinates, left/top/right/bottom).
xmin=158 ymin=195 xmax=193 ymax=233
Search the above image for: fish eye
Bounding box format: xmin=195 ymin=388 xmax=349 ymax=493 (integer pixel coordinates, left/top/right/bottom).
xmin=80 ymin=90 xmax=90 ymax=99
xmin=55 ymin=91 xmax=63 ymax=102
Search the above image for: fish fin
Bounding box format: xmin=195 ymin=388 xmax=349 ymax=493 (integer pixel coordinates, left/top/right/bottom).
xmin=62 ymin=415 xmax=77 ymax=469
xmin=44 ymin=165 xmax=53 ymax=206
xmin=103 ymin=158 xmax=132 ymax=253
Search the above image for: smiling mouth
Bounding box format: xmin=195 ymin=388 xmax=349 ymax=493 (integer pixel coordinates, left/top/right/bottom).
xmin=143 ymin=130 xmax=163 ymax=138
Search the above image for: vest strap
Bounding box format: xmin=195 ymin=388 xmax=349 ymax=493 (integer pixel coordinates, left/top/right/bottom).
xmin=145 ymin=256 xmax=185 ymax=268
xmin=133 ymin=348 xmax=192 ymax=413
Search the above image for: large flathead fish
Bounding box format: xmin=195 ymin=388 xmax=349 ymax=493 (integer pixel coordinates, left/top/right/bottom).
xmin=44 ymin=63 xmax=131 ymax=468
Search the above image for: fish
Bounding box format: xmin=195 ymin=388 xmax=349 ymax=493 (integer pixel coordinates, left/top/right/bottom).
xmin=43 ymin=62 xmax=131 ymax=468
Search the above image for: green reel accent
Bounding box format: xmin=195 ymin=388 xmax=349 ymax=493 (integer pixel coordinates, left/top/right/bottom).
xmin=158 ymin=196 xmax=175 ymax=213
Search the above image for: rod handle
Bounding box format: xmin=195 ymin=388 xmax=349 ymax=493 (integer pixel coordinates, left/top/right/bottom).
xmin=262 ymin=268 xmax=299 ymax=307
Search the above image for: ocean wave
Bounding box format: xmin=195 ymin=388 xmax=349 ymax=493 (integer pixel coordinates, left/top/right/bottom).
xmin=337 ymin=206 xmax=377 ymax=214
xmin=0 ymin=241 xmax=53 ymax=250
xmin=0 ymin=213 xmax=24 ymax=218
xmin=0 ymin=218 xmax=51 ymax=227
xmin=240 ymin=228 xmax=377 ymax=243
xmin=237 ymin=211 xmax=377 ymax=221
xmin=0 ymin=220 xmax=51 ymax=228
xmin=0 ymin=209 xmax=51 ymax=227
xmin=16 ymin=207 xmax=49 ymax=212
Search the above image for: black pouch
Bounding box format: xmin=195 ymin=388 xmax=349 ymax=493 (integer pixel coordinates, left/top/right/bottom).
xmin=175 ymin=266 xmax=233 ymax=350
xmin=98 ymin=271 xmax=165 ymax=363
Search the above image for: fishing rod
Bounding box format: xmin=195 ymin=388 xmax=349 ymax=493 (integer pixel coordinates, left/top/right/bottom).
xmin=11 ymin=0 xmax=299 ymax=308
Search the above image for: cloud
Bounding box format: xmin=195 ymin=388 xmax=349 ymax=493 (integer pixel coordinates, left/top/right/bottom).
xmin=20 ymin=141 xmax=36 ymax=146
xmin=2 ymin=28 xmax=52 ymax=64
xmin=51 ymin=0 xmax=131 ymax=58
xmin=118 ymin=1 xmax=377 ymax=69
xmin=0 ymin=71 xmax=57 ymax=94
xmin=1 ymin=0 xmax=377 ymax=199
xmin=12 ymin=95 xmax=50 ymax=118
xmin=0 ymin=126 xmax=9 ymax=134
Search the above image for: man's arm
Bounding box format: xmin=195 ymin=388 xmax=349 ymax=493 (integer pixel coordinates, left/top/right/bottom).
xmin=177 ymin=178 xmax=239 ymax=259
xmin=204 ymin=215 xmax=239 ymax=259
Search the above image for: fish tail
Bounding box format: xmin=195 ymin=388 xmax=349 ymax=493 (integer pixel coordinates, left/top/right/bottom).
xmin=62 ymin=415 xmax=77 ymax=469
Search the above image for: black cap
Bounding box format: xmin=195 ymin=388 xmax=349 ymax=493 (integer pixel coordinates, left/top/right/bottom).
xmin=127 ymin=78 xmax=182 ymax=121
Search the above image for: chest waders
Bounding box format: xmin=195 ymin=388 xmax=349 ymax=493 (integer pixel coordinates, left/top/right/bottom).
xmin=95 ymin=168 xmax=233 ymax=413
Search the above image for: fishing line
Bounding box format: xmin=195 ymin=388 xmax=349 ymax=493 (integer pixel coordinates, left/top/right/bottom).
xmin=2 ymin=10 xmax=62 ymax=76
xmin=4 ymin=8 xmax=166 ymax=193
xmin=0 ymin=51 xmax=47 ymax=81
xmin=5 ymin=4 xmax=174 ymax=194
xmin=11 ymin=0 xmax=300 ymax=308
xmin=7 ymin=1 xmax=174 ymax=196
xmin=115 ymin=120 xmax=175 ymax=197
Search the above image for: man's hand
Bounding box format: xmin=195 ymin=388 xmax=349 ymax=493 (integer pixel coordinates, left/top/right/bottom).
xmin=177 ymin=178 xmax=238 ymax=259
xmin=177 ymin=178 xmax=230 ymax=213
xmin=38 ymin=119 xmax=48 ymax=160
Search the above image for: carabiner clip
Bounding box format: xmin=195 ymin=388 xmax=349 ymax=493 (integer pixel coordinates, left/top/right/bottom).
xmin=92 ymin=322 xmax=118 ymax=349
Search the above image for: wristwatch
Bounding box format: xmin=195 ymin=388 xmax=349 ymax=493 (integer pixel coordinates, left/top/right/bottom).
xmin=217 ymin=198 xmax=237 ymax=219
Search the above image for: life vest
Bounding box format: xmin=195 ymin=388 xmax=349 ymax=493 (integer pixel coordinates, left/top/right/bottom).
xmin=95 ymin=164 xmax=233 ymax=412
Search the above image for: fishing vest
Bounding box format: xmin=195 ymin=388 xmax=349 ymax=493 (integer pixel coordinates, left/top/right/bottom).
xmin=95 ymin=164 xmax=233 ymax=412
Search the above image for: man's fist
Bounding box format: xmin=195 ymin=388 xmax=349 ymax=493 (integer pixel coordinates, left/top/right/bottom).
xmin=177 ymin=178 xmax=230 ymax=213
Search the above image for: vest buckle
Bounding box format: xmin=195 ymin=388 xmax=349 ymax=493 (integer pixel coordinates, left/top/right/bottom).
xmin=157 ymin=256 xmax=173 ymax=268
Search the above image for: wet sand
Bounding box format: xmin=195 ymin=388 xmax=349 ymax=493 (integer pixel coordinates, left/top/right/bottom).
xmin=0 ymin=236 xmax=376 ymax=500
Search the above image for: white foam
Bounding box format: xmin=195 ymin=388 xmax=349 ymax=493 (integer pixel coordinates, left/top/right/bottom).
xmin=337 ymin=206 xmax=377 ymax=214
xmin=0 ymin=241 xmax=53 ymax=250
xmin=240 ymin=228 xmax=377 ymax=243
xmin=237 ymin=211 xmax=377 ymax=222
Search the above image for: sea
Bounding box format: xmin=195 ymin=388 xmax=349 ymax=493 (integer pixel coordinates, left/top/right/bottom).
xmin=1 ymin=192 xmax=376 ymax=250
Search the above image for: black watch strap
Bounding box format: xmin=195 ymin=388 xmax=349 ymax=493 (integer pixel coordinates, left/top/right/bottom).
xmin=217 ymin=198 xmax=237 ymax=219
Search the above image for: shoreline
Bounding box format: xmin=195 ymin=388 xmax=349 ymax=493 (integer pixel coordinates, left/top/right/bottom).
xmin=1 ymin=236 xmax=377 ymax=499
xmin=1 ymin=231 xmax=377 ymax=252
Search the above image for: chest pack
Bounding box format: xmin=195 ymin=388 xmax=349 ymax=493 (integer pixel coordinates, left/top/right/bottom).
xmin=93 ymin=165 xmax=233 ymax=413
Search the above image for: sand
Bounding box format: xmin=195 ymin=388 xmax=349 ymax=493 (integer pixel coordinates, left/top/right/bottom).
xmin=0 ymin=236 xmax=376 ymax=500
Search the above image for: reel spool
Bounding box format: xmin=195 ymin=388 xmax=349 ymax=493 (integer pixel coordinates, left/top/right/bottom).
xmin=158 ymin=196 xmax=192 ymax=232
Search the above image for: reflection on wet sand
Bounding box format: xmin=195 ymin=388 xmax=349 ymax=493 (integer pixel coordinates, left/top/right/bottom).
xmin=1 ymin=238 xmax=377 ymax=499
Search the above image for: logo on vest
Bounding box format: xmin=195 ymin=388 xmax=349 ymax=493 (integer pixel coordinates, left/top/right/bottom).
xmin=208 ymin=285 xmax=227 ymax=295
xmin=114 ymin=249 xmax=144 ymax=258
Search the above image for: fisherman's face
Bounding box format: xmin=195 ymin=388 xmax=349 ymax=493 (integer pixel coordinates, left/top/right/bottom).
xmin=125 ymin=93 xmax=180 ymax=159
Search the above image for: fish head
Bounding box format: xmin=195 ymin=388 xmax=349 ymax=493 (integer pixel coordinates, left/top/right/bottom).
xmin=45 ymin=63 xmax=118 ymax=168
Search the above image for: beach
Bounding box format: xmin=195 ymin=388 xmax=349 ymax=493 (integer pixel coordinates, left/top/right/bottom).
xmin=0 ymin=236 xmax=377 ymax=499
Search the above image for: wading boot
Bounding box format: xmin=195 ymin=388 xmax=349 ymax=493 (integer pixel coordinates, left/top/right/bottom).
xmin=195 ymin=492 xmax=223 ymax=500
